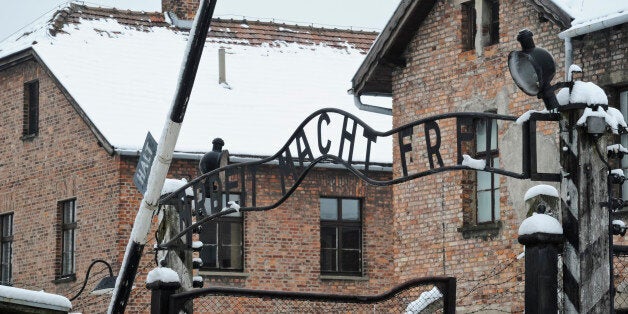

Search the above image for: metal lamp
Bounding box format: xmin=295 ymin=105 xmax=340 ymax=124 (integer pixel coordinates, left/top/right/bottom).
xmin=70 ymin=259 xmax=117 ymax=301
xmin=508 ymin=29 xmax=559 ymax=111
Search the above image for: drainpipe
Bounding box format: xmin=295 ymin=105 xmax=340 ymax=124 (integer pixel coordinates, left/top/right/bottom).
xmin=352 ymin=93 xmax=393 ymax=116
xmin=558 ymin=13 xmax=628 ymax=79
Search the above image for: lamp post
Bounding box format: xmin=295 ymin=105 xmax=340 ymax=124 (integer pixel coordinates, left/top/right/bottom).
xmin=508 ymin=29 xmax=612 ymax=313
xmin=69 ymin=259 xmax=117 ymax=301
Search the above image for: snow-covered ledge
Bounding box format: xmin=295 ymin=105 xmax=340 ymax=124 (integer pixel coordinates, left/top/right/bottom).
xmin=0 ymin=285 xmax=72 ymax=312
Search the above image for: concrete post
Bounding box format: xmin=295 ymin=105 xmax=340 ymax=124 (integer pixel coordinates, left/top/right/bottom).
xmin=560 ymin=111 xmax=612 ymax=313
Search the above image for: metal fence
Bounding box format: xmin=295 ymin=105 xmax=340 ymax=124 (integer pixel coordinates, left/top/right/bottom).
xmin=159 ymin=277 xmax=455 ymax=313
xmin=614 ymin=245 xmax=628 ymax=311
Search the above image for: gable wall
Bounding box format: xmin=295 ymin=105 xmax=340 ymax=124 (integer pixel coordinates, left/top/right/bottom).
xmin=390 ymin=0 xmax=566 ymax=311
xmin=0 ymin=58 xmax=121 ymax=312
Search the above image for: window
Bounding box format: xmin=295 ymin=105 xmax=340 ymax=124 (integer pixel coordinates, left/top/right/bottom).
xmin=476 ymin=118 xmax=500 ymax=223
xmin=461 ymin=1 xmax=476 ymax=51
xmin=0 ymin=213 xmax=13 ymax=286
xmin=23 ymin=80 xmax=39 ymax=138
xmin=59 ymin=200 xmax=76 ymax=278
xmin=320 ymin=197 xmax=362 ymax=276
xmin=461 ymin=0 xmax=499 ymax=51
xmin=199 ymin=194 xmax=243 ymax=271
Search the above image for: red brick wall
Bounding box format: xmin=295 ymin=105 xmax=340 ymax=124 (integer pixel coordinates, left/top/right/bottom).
xmin=118 ymin=157 xmax=395 ymax=312
xmin=390 ymin=0 xmax=567 ymax=312
xmin=0 ymin=59 xmax=121 ymax=313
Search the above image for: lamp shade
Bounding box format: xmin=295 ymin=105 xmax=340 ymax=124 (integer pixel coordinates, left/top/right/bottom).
xmin=91 ymin=276 xmax=118 ymax=295
xmin=508 ymin=51 xmax=540 ymax=96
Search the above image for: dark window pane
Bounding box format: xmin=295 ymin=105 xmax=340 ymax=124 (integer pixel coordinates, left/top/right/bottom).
xmin=320 ymin=227 xmax=337 ymax=249
xmin=219 ymin=246 xmax=242 ymax=269
xmin=200 ymin=245 xmax=217 ymax=268
xmin=341 ymin=199 xmax=360 ymax=220
xmin=340 ymin=250 xmax=360 ymax=272
xmin=321 ymin=249 xmax=337 ymax=272
xmin=219 ymin=222 xmax=242 ymax=246
xmin=202 ymin=222 xmax=217 ymax=245
xmin=342 ymin=228 xmax=360 ymax=249
xmin=320 ymin=198 xmax=338 ymax=220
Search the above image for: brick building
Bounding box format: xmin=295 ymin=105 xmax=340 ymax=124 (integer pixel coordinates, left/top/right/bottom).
xmin=352 ymin=0 xmax=627 ymax=312
xmin=0 ymin=2 xmax=395 ymax=313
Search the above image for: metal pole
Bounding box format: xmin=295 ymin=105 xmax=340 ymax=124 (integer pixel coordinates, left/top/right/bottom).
xmin=108 ymin=1 xmax=217 ymax=312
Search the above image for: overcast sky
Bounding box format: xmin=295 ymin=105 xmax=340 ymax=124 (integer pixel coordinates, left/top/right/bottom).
xmin=0 ymin=0 xmax=401 ymax=41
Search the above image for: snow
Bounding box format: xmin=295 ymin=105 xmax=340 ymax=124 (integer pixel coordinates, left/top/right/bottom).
xmin=524 ymin=184 xmax=559 ymax=201
xmin=551 ymin=0 xmax=627 ymax=28
xmin=575 ymin=107 xmax=625 ymax=134
xmin=404 ymin=287 xmax=443 ymax=314
xmin=608 ymin=144 xmax=628 ymax=154
xmin=567 ymin=64 xmax=582 ymax=81
xmin=516 ymin=109 xmax=549 ymax=125
xmin=461 ymin=154 xmax=486 ymax=170
xmin=146 ymin=267 xmax=180 ymax=284
xmin=518 ymin=213 xmax=563 ymax=235
xmin=611 ymin=169 xmax=625 ymax=177
xmin=0 ymin=14 xmax=392 ymax=163
xmin=0 ymin=286 xmax=71 ymax=310
xmin=227 ymin=200 xmax=240 ymax=211
xmin=193 ymin=257 xmax=203 ymax=264
xmin=192 ymin=276 xmax=203 ymax=283
xmin=192 ymin=241 xmax=203 ymax=249
xmin=161 ymin=178 xmax=193 ymax=196
xmin=614 ymin=220 xmax=626 ymax=228
xmin=558 ymin=81 xmax=608 ymax=106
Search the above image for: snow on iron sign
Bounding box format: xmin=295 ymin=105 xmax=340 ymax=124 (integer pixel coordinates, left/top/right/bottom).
xmin=160 ymin=109 xmax=560 ymax=214
xmin=133 ymin=132 xmax=158 ymax=195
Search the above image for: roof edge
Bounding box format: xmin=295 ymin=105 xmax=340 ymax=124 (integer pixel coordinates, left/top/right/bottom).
xmin=29 ymin=51 xmax=116 ymax=155
xmin=351 ymin=0 xmax=437 ymax=97
xmin=524 ymin=0 xmax=573 ymax=30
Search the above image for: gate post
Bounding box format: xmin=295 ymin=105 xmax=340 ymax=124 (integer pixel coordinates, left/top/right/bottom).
xmin=147 ymin=281 xmax=181 ymax=314
xmin=518 ymin=224 xmax=562 ymax=313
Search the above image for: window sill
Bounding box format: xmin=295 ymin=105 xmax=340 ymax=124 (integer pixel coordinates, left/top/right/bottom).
xmin=198 ymin=271 xmax=249 ymax=278
xmin=20 ymin=134 xmax=37 ymax=141
xmin=320 ymin=275 xmax=369 ymax=281
xmin=53 ymin=274 xmax=76 ymax=284
xmin=458 ymin=221 xmax=502 ymax=240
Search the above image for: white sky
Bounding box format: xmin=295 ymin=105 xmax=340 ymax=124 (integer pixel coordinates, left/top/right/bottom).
xmin=0 ymin=0 xmax=401 ymax=42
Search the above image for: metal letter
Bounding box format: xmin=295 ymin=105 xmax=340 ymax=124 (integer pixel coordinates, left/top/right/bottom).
xmin=424 ymin=121 xmax=444 ymax=169
xmin=317 ymin=112 xmax=331 ymax=154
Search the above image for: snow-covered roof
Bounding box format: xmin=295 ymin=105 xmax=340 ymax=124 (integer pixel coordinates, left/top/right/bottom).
xmin=0 ymin=285 xmax=71 ymax=311
xmin=551 ymin=0 xmax=628 ymax=35
xmin=0 ymin=3 xmax=392 ymax=163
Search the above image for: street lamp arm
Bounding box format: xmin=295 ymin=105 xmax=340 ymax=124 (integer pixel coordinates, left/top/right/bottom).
xmin=69 ymin=259 xmax=114 ymax=301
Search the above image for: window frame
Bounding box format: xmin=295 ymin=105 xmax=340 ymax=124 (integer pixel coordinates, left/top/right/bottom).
xmin=22 ymin=80 xmax=39 ymax=138
xmin=0 ymin=213 xmax=13 ymax=286
xmin=199 ymin=193 xmax=244 ymax=272
xmin=461 ymin=0 xmax=476 ymax=51
xmin=475 ymin=117 xmax=500 ymax=224
xmin=320 ymin=197 xmax=363 ymax=277
xmin=59 ymin=199 xmax=76 ymax=279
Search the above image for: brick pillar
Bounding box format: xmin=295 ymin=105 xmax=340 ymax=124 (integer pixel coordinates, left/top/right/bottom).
xmin=162 ymin=0 xmax=199 ymax=20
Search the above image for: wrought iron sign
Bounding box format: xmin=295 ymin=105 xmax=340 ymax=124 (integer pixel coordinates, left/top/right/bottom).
xmin=160 ymin=108 xmax=560 ymax=211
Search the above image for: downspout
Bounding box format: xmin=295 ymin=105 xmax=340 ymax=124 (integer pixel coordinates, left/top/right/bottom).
xmin=352 ymin=93 xmax=393 ymax=116
xmin=558 ymin=13 xmax=628 ymax=79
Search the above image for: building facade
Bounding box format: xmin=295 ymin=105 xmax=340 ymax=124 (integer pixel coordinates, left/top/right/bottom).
xmin=0 ymin=2 xmax=395 ymax=313
xmin=352 ymin=0 xmax=627 ymax=312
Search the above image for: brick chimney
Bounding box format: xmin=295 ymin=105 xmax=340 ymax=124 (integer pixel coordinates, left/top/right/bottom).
xmin=162 ymin=0 xmax=199 ymax=20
